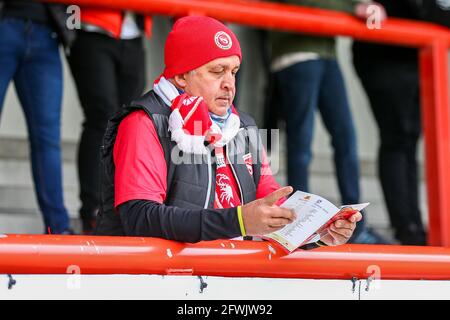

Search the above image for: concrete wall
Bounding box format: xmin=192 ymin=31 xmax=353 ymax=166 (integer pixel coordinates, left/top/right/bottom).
xmin=2 ymin=274 xmax=450 ymax=300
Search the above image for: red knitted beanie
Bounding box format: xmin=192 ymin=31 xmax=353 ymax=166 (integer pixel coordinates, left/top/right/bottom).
xmin=163 ymin=16 xmax=242 ymax=79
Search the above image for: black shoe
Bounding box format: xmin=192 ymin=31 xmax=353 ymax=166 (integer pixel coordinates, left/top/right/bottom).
xmin=82 ymin=219 xmax=97 ymax=235
xmin=396 ymin=223 xmax=427 ymax=246
xmin=397 ymin=230 xmax=427 ymax=245
xmin=45 ymin=228 xmax=76 ymax=235
xmin=81 ymin=208 xmax=98 ymax=235
xmin=349 ymin=228 xmax=391 ymax=245
xmin=61 ymin=229 xmax=76 ymax=235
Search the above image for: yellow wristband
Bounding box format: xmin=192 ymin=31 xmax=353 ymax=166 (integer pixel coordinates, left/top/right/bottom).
xmin=237 ymin=206 xmax=246 ymax=237
xmin=315 ymin=240 xmax=327 ymax=247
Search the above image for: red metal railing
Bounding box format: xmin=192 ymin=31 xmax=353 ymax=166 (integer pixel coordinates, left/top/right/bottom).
xmin=2 ymin=234 xmax=450 ymax=280
xmin=13 ymin=0 xmax=446 ymax=279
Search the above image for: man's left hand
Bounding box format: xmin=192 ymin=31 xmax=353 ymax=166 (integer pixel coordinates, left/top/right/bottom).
xmin=320 ymin=212 xmax=363 ymax=246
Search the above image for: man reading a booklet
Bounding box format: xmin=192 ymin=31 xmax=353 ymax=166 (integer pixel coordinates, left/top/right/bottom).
xmin=94 ymin=16 xmax=362 ymax=250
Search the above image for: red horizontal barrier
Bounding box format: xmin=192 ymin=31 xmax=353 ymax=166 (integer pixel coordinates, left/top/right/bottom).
xmin=46 ymin=0 xmax=450 ymax=47
xmin=1 ymin=234 xmax=450 ymax=280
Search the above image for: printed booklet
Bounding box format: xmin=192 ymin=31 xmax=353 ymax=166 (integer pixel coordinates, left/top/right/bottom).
xmin=263 ymin=191 xmax=369 ymax=253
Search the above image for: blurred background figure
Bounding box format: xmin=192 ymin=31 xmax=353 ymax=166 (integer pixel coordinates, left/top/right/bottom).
xmin=269 ymin=0 xmax=389 ymax=244
xmin=68 ymin=8 xmax=152 ymax=234
xmin=0 ymin=0 xmax=74 ymax=234
xmin=353 ymin=0 xmax=449 ymax=245
xmin=423 ymin=0 xmax=450 ymax=28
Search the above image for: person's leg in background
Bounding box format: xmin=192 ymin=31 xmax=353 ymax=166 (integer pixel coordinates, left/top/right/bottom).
xmin=69 ymin=31 xmax=121 ymax=234
xmin=116 ymin=36 xmax=145 ymax=107
xmin=13 ymin=20 xmax=70 ymax=234
xmin=355 ymin=60 xmax=425 ymax=245
xmin=261 ymin=29 xmax=281 ymax=134
xmin=317 ymin=59 xmax=388 ymax=244
xmin=0 ymin=18 xmax=21 ymax=114
xmin=318 ymin=59 xmax=360 ymax=205
xmin=274 ymin=60 xmax=323 ymax=193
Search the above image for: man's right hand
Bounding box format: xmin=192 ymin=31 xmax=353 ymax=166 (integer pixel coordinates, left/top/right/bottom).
xmin=241 ymin=186 xmax=296 ymax=236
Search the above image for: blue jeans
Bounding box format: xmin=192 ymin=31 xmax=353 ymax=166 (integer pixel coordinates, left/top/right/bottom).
xmin=0 ymin=18 xmax=70 ymax=234
xmin=275 ymin=59 xmax=364 ymax=232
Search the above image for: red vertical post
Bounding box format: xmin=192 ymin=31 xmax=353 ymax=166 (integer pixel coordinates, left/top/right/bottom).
xmin=420 ymin=40 xmax=450 ymax=246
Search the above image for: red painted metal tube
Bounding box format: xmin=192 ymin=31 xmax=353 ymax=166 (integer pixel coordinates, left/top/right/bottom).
xmin=1 ymin=235 xmax=450 ymax=280
xmin=420 ymin=41 xmax=450 ymax=246
xmin=47 ymin=0 xmax=450 ymax=47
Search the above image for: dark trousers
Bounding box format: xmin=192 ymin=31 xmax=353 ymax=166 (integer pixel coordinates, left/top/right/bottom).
xmin=353 ymin=56 xmax=426 ymax=245
xmin=274 ymin=59 xmax=368 ymax=239
xmin=274 ymin=59 xmax=360 ymax=204
xmin=68 ymin=31 xmax=145 ymax=232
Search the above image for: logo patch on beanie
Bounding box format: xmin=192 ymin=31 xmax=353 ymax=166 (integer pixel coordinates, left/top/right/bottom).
xmin=214 ymin=31 xmax=232 ymax=50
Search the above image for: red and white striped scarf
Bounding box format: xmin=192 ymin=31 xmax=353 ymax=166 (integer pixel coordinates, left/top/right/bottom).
xmin=153 ymin=75 xmax=242 ymax=208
